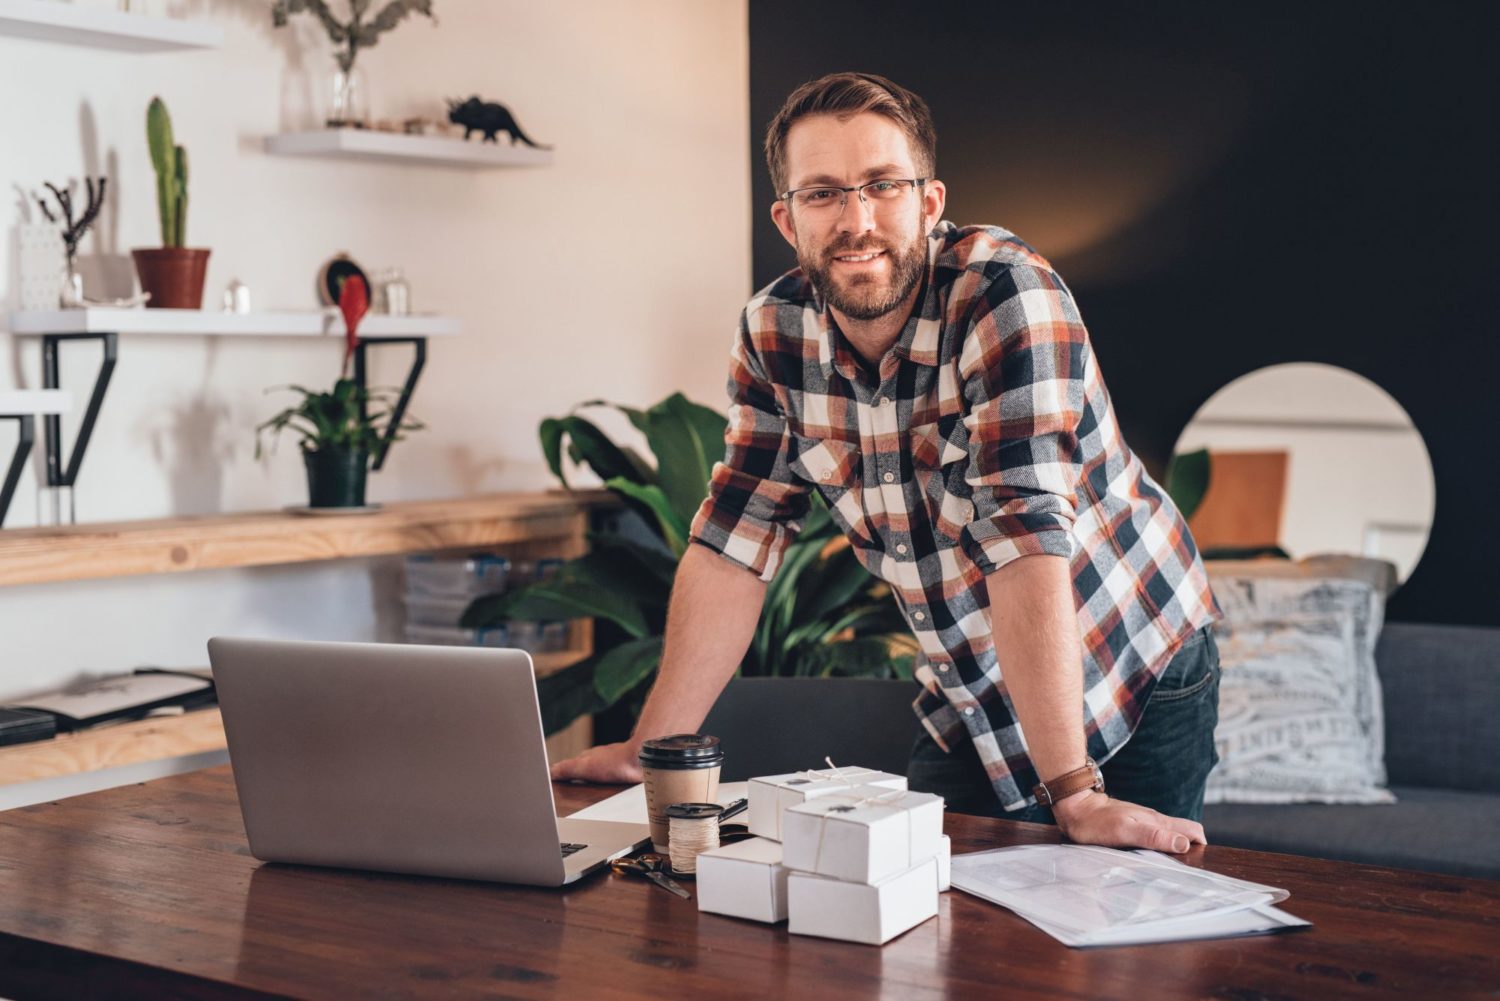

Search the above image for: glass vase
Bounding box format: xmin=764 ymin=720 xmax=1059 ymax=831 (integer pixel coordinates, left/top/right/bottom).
xmin=326 ymin=64 xmax=368 ymax=129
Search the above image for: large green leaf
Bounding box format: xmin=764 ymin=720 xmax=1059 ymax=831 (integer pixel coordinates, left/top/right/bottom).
xmin=642 ymin=393 xmax=722 ymax=531
xmin=1164 ymin=448 xmax=1211 ymax=522
xmin=462 ymin=572 xmax=650 ymax=638
xmin=790 ymin=544 xmax=878 ymax=630
xmin=536 ymin=656 xmax=606 ymax=735
xmin=606 ymin=478 xmax=689 ymax=556
xmin=588 ymin=529 xmax=679 ymax=592
xmin=539 ymin=417 xmax=567 ymax=485
xmin=592 ymin=635 xmax=665 ymax=707
xmin=560 ymin=415 xmax=656 ymax=487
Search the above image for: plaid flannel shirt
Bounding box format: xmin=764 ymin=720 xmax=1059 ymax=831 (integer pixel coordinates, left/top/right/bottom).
xmin=689 ymin=221 xmax=1222 ymax=810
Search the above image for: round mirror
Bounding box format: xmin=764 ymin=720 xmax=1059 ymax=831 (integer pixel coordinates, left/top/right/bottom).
xmin=1169 ymin=363 xmax=1435 ymax=585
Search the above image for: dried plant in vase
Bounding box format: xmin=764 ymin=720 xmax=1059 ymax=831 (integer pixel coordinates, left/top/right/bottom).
xmin=272 ymin=1 xmax=439 ymax=128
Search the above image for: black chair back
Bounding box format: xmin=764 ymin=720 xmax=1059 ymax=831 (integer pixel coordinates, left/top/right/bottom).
xmin=699 ymin=677 xmax=922 ymax=781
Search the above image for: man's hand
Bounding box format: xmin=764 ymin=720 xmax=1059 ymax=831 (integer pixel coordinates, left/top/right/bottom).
xmin=1051 ymin=790 xmax=1207 ymax=854
xmin=549 ymin=742 xmax=643 ymax=784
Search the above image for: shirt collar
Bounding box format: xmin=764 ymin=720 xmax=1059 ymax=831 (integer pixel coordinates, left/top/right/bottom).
xmin=815 ymin=223 xmax=949 ymax=381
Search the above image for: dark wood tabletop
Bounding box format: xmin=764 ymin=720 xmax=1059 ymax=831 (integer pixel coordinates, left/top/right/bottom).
xmin=0 ymin=765 xmax=1496 ymax=1000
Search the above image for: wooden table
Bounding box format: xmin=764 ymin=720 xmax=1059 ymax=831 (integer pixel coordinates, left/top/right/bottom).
xmin=0 ymin=767 xmax=1495 ymax=1000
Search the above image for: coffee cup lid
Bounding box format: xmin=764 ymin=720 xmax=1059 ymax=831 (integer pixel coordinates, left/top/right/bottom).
xmin=638 ymin=733 xmax=722 ymax=767
xmin=665 ymin=802 xmax=724 ymax=820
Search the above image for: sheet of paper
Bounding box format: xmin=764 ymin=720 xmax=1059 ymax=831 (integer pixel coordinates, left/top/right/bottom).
xmin=566 ymin=781 xmax=748 ymax=824
xmin=1022 ymin=902 xmax=1311 ymax=948
xmin=950 ymin=844 xmax=1292 ymax=939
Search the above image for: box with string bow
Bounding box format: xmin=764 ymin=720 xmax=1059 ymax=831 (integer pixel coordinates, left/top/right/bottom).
xmin=781 ymin=785 xmax=945 ymax=885
xmin=746 ymin=766 xmax=907 ymax=841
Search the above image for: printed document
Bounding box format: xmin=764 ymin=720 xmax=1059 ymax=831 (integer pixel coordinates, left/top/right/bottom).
xmin=951 ymin=844 xmax=1310 ymax=946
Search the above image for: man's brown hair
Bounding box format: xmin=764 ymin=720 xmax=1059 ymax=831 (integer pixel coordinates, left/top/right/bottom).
xmin=764 ymin=72 xmax=937 ymax=196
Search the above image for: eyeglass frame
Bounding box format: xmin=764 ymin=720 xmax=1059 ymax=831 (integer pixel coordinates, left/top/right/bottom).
xmin=778 ymin=177 xmax=930 ymax=214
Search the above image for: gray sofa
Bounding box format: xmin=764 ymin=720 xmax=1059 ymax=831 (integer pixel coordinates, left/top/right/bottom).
xmin=1204 ymin=621 xmax=1500 ymax=881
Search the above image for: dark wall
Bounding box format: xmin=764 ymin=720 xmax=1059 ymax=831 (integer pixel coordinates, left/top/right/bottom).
xmin=749 ymin=1 xmax=1497 ymax=627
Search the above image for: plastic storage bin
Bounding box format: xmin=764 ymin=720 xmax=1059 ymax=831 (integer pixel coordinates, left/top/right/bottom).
xmin=404 ymin=593 xmax=479 ymax=628
xmin=404 ymin=554 xmax=511 ymax=597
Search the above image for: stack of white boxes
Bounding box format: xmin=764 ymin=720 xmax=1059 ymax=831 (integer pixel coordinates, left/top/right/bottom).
xmin=696 ymin=765 xmax=952 ymax=945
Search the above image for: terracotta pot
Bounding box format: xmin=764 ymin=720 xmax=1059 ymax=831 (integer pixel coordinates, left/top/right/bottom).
xmin=131 ymin=247 xmax=211 ymax=309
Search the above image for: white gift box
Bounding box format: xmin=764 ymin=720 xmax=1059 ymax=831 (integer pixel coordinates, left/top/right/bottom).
xmin=695 ymin=837 xmax=789 ymax=924
xmin=782 ymin=785 xmax=944 ymax=885
xmin=788 ymin=857 xmax=939 ymax=946
xmin=747 ymin=767 xmax=907 ymax=841
xmin=937 ymin=834 xmax=951 ymax=892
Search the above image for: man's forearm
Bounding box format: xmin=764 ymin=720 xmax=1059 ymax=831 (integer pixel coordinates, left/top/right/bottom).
xmin=984 ymin=554 xmax=1086 ymax=789
xmin=626 ymin=543 xmax=767 ymax=750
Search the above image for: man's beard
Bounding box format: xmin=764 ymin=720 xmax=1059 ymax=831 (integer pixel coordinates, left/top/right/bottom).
xmin=800 ymin=229 xmax=927 ymax=322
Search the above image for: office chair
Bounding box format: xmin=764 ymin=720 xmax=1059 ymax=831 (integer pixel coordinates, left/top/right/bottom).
xmin=700 ymin=677 xmax=922 ymax=781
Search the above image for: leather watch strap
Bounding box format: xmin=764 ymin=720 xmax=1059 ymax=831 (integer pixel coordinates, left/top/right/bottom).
xmin=1033 ymin=757 xmax=1105 ymax=807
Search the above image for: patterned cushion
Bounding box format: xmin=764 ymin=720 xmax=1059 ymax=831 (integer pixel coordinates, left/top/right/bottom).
xmin=1205 ymin=574 xmax=1392 ymax=804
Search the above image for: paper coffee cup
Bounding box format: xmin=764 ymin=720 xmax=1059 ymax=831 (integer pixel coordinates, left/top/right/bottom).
xmin=639 ymin=734 xmax=723 ymax=852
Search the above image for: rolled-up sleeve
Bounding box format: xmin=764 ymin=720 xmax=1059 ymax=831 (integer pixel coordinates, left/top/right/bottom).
xmin=687 ymin=309 xmax=812 ymax=581
xmin=958 ymin=264 xmax=1087 ymax=575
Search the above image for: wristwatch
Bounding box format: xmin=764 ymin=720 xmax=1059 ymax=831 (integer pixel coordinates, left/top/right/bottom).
xmin=1033 ymin=757 xmax=1105 ymax=807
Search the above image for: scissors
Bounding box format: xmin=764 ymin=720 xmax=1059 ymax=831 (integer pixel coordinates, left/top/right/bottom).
xmin=610 ymin=853 xmax=692 ymax=899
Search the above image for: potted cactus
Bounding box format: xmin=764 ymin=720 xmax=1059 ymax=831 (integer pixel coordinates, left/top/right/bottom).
xmin=131 ymin=97 xmax=210 ymax=309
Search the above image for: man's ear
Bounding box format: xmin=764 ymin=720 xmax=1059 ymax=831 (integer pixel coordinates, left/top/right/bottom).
xmin=921 ymin=179 xmax=947 ymax=232
xmin=770 ymin=199 xmax=798 ymax=250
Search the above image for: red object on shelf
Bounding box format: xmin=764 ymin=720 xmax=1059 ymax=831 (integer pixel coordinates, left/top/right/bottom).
xmin=339 ymin=275 xmax=369 ymax=372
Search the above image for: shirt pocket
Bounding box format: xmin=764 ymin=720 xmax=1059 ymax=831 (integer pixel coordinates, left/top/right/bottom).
xmin=789 ymin=435 xmax=875 ymax=546
xmin=910 ymin=415 xmax=974 ymax=543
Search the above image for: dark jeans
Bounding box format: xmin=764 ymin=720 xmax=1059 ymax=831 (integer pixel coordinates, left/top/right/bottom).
xmin=908 ymin=625 xmax=1221 ymax=824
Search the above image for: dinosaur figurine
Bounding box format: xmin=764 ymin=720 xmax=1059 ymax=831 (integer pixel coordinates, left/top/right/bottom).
xmin=446 ymin=97 xmax=551 ymax=148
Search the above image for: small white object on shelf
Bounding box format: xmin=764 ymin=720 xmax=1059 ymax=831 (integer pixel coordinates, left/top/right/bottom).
xmin=0 ymin=389 xmax=71 ymax=415
xmin=0 ymin=0 xmax=222 ymax=51
xmin=5 ymin=307 xmax=460 ymax=338
xmin=264 ymin=129 xmax=553 ymax=169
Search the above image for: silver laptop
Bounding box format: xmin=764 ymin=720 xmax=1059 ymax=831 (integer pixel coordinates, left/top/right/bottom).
xmin=207 ymin=636 xmax=650 ymax=886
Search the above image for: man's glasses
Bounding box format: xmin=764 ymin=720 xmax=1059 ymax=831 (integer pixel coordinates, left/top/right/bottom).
xmin=780 ymin=178 xmax=928 ymax=215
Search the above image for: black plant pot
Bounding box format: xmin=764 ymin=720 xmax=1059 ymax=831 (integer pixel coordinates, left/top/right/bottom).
xmin=302 ymin=447 xmax=370 ymax=508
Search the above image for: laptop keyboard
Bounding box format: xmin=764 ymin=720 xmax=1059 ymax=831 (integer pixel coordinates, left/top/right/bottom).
xmin=561 ymin=842 xmax=588 ymax=858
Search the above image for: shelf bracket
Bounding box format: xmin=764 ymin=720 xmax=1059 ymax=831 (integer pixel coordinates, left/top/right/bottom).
xmin=353 ymin=336 xmax=426 ymax=471
xmin=0 ymin=414 xmax=36 ymax=528
xmin=42 ymin=332 xmax=118 ymax=488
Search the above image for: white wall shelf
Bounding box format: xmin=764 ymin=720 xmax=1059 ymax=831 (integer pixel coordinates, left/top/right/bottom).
xmin=0 ymin=0 xmax=222 ymax=52
xmin=264 ymin=129 xmax=553 ymax=169
xmin=0 ymin=390 xmax=70 ymax=415
xmin=6 ymin=308 xmax=461 ymax=338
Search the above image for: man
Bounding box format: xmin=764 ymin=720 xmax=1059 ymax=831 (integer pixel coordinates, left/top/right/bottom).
xmin=554 ymin=72 xmax=1223 ymax=854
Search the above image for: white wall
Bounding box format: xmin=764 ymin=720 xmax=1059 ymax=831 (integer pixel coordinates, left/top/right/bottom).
xmin=0 ymin=0 xmax=750 ymax=700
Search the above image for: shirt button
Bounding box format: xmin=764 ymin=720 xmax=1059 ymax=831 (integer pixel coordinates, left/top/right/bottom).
xmin=913 ymin=611 xmax=926 ymax=622
xmin=883 ymin=471 xmax=895 ymax=483
xmin=963 ymin=706 xmax=975 ymax=717
xmin=937 ymin=663 xmax=948 ymax=672
xmin=896 ymin=543 xmax=908 ymax=555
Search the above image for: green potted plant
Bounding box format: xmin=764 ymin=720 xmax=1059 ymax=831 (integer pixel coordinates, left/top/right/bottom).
xmin=255 ymin=377 xmax=423 ymax=508
xmin=131 ymin=97 xmax=210 ymax=309
xmin=462 ymin=393 xmax=917 ymax=738
xmin=256 ymin=288 xmax=422 ymax=508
